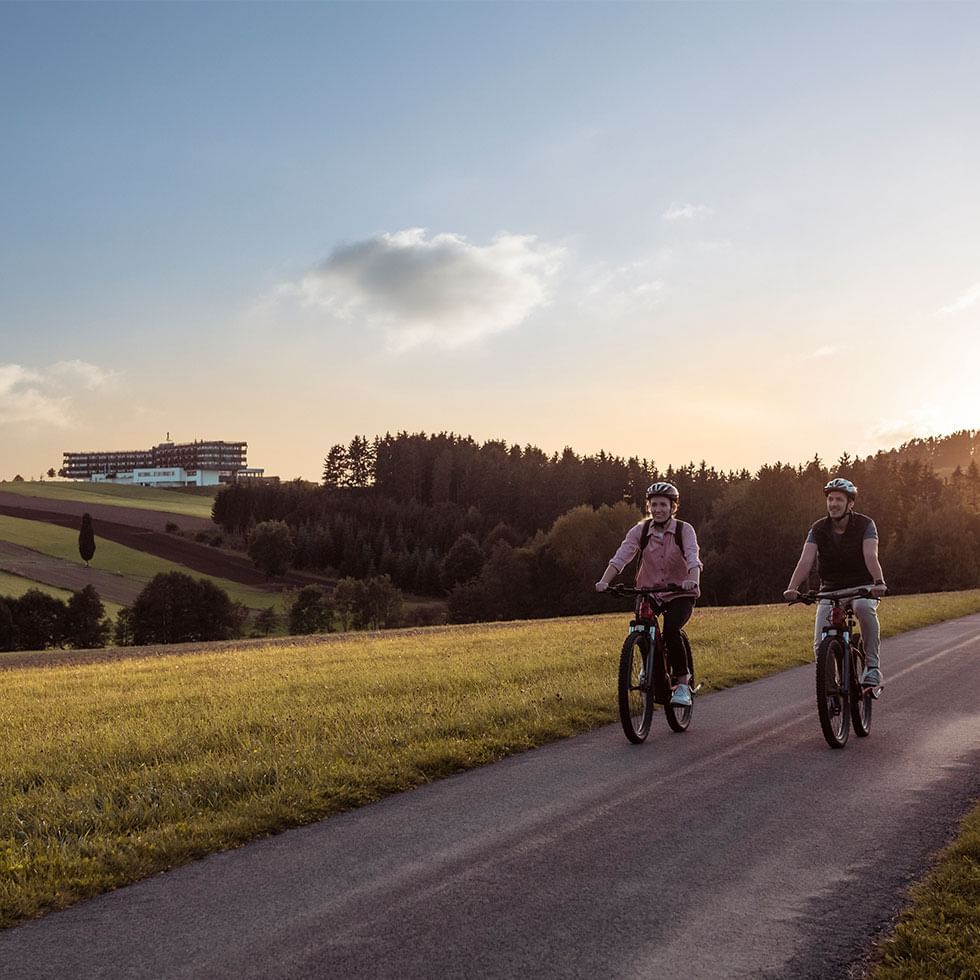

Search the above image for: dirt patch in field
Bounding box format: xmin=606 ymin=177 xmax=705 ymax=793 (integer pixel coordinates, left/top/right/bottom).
xmin=0 ymin=542 xmax=144 ymax=605
xmin=0 ymin=490 xmax=216 ymax=532
xmin=0 ymin=502 xmax=328 ymax=589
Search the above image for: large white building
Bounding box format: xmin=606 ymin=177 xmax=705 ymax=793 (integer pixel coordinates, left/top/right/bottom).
xmin=62 ymin=438 xmax=269 ymax=486
xmin=90 ymin=466 xmax=266 ymax=488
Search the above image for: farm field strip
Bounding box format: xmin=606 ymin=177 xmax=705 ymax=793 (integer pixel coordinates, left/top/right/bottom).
xmin=0 ymin=482 xmax=217 ymax=519
xmin=0 ymin=515 xmax=279 ymax=610
xmin=2 ymin=589 xmax=979 ymax=930
xmin=0 ymin=570 xmax=125 ymax=620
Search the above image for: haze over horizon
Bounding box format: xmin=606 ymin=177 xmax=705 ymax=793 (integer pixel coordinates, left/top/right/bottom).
xmin=2 ymin=2 xmax=978 ymax=482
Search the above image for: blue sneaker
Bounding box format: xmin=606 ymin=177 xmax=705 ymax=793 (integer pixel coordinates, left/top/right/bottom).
xmin=861 ymin=667 xmax=882 ymax=688
xmin=670 ymin=682 xmax=693 ymax=707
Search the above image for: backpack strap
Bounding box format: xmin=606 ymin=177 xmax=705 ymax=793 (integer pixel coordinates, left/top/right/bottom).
xmin=674 ymin=520 xmax=688 ymax=559
xmin=638 ymin=518 xmax=653 ymax=555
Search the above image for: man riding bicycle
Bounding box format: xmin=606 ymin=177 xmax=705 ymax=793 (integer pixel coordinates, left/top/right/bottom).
xmin=784 ymin=478 xmax=887 ymax=686
xmin=595 ymin=482 xmax=703 ymax=707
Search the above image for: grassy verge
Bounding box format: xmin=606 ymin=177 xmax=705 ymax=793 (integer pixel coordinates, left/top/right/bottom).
xmin=0 ymin=481 xmax=217 ymax=519
xmin=0 ymin=515 xmax=279 ymax=610
xmin=1 ymin=590 xmax=978 ymax=930
xmin=868 ymin=805 xmax=980 ymax=978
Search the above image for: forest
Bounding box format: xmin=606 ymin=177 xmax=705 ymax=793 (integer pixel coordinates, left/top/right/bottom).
xmin=212 ymin=429 xmax=980 ymax=623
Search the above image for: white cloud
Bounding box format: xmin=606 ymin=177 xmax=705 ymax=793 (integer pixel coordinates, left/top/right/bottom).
xmin=865 ymin=404 xmax=957 ymax=446
xmin=49 ymin=360 xmax=120 ymax=390
xmin=579 ymin=256 xmax=669 ymax=311
xmin=285 ymin=228 xmax=565 ymax=351
xmin=663 ymin=202 xmax=714 ymax=222
xmin=0 ymin=360 xmax=119 ymax=429
xmin=937 ymin=282 xmax=980 ymax=317
xmin=805 ymin=346 xmax=839 ymax=359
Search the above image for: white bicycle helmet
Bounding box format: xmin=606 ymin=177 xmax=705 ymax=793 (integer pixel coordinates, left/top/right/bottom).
xmin=823 ymin=478 xmax=857 ymax=500
xmin=645 ymin=481 xmax=680 ymax=502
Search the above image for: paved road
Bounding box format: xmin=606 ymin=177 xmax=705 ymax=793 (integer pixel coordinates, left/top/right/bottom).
xmin=3 ymin=614 xmax=980 ymax=979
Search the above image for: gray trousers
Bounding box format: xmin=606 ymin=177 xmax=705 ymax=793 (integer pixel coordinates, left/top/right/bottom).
xmin=813 ymin=597 xmax=881 ymax=668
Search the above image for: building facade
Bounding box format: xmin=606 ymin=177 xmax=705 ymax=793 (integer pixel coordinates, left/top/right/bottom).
xmin=62 ymin=439 xmax=249 ymax=480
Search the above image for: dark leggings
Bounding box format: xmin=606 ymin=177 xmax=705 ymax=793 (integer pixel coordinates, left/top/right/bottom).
xmin=662 ymin=597 xmax=695 ymax=679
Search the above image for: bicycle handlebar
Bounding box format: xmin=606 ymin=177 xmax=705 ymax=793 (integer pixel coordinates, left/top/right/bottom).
xmin=606 ymin=583 xmax=685 ymax=598
xmin=789 ymin=587 xmax=879 ymax=606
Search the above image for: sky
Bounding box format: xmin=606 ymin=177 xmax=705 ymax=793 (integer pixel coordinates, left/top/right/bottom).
xmin=1 ymin=1 xmax=978 ymax=482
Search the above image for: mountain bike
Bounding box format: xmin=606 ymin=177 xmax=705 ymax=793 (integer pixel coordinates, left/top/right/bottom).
xmin=792 ymin=587 xmax=882 ymax=749
xmin=606 ymin=584 xmax=700 ymax=743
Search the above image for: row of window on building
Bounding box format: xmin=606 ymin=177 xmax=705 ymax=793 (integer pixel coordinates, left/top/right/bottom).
xmin=62 ymin=439 xmax=272 ymax=487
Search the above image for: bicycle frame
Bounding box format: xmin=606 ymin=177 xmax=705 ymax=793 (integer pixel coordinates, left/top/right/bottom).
xmin=604 ymin=583 xmax=698 ymax=742
xmin=793 ymin=587 xmax=879 ymax=748
xmin=628 ymin=596 xmax=673 ymax=704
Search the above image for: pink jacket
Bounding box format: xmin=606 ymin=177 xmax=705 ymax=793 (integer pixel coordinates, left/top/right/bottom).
xmin=607 ymin=518 xmax=703 ymax=600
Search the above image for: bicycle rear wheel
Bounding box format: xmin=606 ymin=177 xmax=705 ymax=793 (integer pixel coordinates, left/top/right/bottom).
xmin=816 ymin=636 xmax=850 ymax=748
xmin=664 ymin=630 xmax=694 ymax=733
xmin=619 ymin=631 xmax=654 ymax=743
xmin=850 ymin=635 xmax=873 ymax=737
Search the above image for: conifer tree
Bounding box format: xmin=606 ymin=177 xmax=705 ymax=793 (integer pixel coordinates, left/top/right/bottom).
xmin=78 ymin=513 xmax=96 ymax=566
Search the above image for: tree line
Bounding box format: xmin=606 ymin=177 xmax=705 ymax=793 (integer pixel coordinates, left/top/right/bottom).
xmin=213 ymin=429 xmax=980 ymax=623
xmin=1 ymin=572 xmax=408 ymax=653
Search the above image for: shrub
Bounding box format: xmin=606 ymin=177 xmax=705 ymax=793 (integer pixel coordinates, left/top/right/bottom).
xmin=247 ymin=521 xmax=295 ymax=580
xmin=333 ymin=575 xmax=403 ymax=631
xmin=0 ymin=597 xmax=17 ymax=651
xmin=288 ymin=587 xmax=334 ymax=635
xmin=12 ymin=590 xmax=68 ymax=650
xmin=65 ymin=585 xmax=111 ymax=649
xmin=252 ymin=607 xmax=280 ymax=637
xmin=129 ymin=573 xmax=243 ymax=645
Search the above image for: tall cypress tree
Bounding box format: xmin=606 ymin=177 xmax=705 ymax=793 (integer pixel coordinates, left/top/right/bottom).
xmin=78 ymin=512 xmax=96 ymax=566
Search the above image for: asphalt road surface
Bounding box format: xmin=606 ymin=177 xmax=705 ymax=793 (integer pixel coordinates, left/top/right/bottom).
xmin=3 ymin=613 xmax=980 ymax=979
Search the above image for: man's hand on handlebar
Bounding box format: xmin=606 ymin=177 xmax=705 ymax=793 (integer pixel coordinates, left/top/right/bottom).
xmin=783 ymin=588 xmax=799 ymax=602
xmin=595 ymin=581 xmax=609 ymax=593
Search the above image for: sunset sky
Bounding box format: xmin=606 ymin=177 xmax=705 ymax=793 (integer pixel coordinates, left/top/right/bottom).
xmin=1 ymin=2 xmax=977 ymax=482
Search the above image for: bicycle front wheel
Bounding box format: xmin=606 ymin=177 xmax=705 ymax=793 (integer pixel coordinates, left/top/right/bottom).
xmin=664 ymin=630 xmax=694 ymax=733
xmin=816 ymin=636 xmax=850 ymax=748
xmin=619 ymin=631 xmax=654 ymax=743
xmin=850 ymin=635 xmax=873 ymax=737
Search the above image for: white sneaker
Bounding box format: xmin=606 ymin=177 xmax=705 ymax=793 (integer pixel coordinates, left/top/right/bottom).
xmin=670 ymin=683 xmax=693 ymax=707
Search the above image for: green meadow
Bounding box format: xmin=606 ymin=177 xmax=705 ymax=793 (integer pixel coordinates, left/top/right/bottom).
xmin=2 ymin=589 xmax=979 ymax=931
xmin=0 ymin=571 xmax=124 ymax=620
xmin=0 ymin=514 xmax=278 ymax=610
xmin=0 ymin=480 xmax=217 ymax=520
xmin=0 ymin=571 xmax=77 ymax=604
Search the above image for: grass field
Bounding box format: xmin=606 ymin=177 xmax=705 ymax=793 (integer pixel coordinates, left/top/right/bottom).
xmin=0 ymin=480 xmax=218 ymax=520
xmin=0 ymin=514 xmax=279 ymax=610
xmin=2 ymin=589 xmax=979 ymax=931
xmin=0 ymin=571 xmax=124 ymax=620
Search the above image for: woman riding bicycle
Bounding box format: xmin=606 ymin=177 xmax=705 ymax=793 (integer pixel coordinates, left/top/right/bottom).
xmin=595 ymin=482 xmax=703 ymax=707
